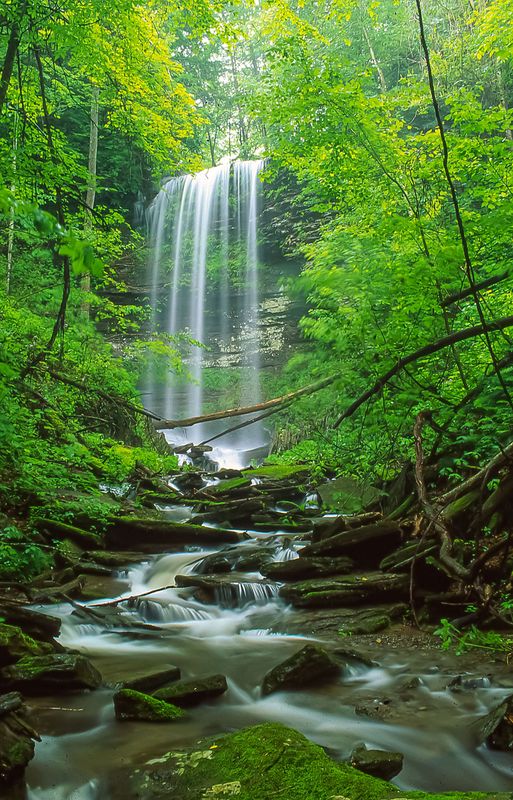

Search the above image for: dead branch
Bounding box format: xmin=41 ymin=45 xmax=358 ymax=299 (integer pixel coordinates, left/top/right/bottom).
xmin=334 ymin=314 xmax=513 ymax=427
xmin=155 ymin=375 xmax=338 ymax=430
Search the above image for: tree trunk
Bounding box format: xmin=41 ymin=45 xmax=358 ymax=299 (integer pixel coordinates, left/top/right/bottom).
xmin=81 ymin=84 xmax=100 ymax=318
xmin=0 ymin=4 xmax=25 ymax=115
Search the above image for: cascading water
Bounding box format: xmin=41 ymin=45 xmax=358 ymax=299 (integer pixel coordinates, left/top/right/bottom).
xmin=145 ymin=160 xmax=267 ymax=467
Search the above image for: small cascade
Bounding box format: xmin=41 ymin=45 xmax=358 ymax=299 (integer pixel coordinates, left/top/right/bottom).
xmin=274 ymin=546 xmax=299 ymax=562
xmin=136 ymin=598 xmax=211 ymax=623
xmin=145 ymin=160 xmax=267 ymax=463
xmin=214 ymin=581 xmax=280 ymax=608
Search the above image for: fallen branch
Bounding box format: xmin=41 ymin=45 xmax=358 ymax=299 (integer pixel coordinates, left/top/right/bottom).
xmin=85 ymin=583 xmax=178 ymax=608
xmin=334 ymin=314 xmax=513 ymax=427
xmin=441 ymin=271 xmax=511 ymax=309
xmin=155 ymin=375 xmax=338 ymax=430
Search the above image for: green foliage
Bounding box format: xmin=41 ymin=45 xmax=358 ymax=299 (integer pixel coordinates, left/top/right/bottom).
xmin=434 ymin=618 xmax=513 ymax=657
xmin=0 ymin=525 xmax=53 ymax=580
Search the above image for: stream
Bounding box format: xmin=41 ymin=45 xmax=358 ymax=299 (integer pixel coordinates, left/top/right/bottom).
xmin=24 ymin=514 xmax=513 ymax=798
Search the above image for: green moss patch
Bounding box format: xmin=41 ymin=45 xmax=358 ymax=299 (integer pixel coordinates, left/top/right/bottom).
xmin=122 ymin=722 xmax=507 ymax=800
xmin=114 ymin=688 xmax=185 ymax=722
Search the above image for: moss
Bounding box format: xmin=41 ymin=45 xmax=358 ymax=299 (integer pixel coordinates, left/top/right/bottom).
xmin=0 ymin=623 xmax=49 ymax=665
xmin=207 ymin=478 xmax=251 ymax=494
xmin=114 ymin=688 xmax=185 ymax=722
xmin=242 ymin=464 xmax=310 ymax=481
xmin=126 ymin=723 xmax=508 ymax=800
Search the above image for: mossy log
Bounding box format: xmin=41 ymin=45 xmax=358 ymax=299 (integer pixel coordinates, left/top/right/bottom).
xmin=105 ymin=517 xmax=245 ymax=548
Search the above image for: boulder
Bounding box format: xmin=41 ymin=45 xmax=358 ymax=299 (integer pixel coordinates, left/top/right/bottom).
xmin=474 ymin=695 xmax=513 ymax=751
xmin=280 ymin=572 xmax=409 ymax=609
xmin=113 ymin=688 xmax=185 ymax=722
xmin=122 ymin=666 xmax=181 ymax=693
xmin=106 ymin=518 xmax=244 ymax=549
xmin=1 ymin=654 xmax=102 ymax=694
xmin=0 ymin=692 xmax=39 ymax=793
xmin=301 ymin=521 xmax=401 ymax=564
xmin=262 ymin=644 xmax=340 ymax=695
xmin=109 ymin=721 xmax=506 ymax=800
xmin=350 ymin=743 xmax=403 ymax=780
xmin=153 ymin=674 xmax=227 ymax=707
xmin=262 ymin=556 xmax=354 ymax=581
xmin=0 ymin=624 xmax=51 ymax=667
xmin=0 ymin=605 xmax=61 ymax=643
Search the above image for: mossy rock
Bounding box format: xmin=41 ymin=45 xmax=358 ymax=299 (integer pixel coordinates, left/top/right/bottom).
xmin=113 ymin=689 xmax=185 ymax=722
xmin=153 ymin=674 xmax=227 ymax=707
xmin=123 ymin=666 xmax=181 ymax=694
xmin=0 ymin=624 xmax=50 ymax=668
xmin=205 ymin=477 xmax=252 ymax=495
xmin=117 ymin=721 xmax=509 ymax=800
xmin=34 ymin=518 xmax=102 ymax=550
xmin=280 ymin=572 xmax=409 ymax=609
xmin=242 ymin=464 xmax=310 ymax=481
xmin=1 ymin=654 xmax=102 ymax=694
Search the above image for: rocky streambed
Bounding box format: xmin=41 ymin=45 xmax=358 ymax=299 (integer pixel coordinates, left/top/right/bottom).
xmin=1 ymin=464 xmax=513 ymax=798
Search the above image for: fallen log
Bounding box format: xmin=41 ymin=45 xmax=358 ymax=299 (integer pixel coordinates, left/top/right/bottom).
xmin=154 ymin=375 xmax=338 ymax=430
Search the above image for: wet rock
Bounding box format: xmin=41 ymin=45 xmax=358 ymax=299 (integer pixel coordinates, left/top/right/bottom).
xmin=1 ymin=654 xmax=102 ymax=694
xmin=262 ymin=644 xmax=340 ymax=695
xmin=280 ymin=572 xmax=409 ymax=609
xmin=170 ymin=472 xmax=205 ymax=492
xmin=113 ymin=688 xmax=185 ymax=722
xmin=474 ymin=695 xmax=513 ymax=751
xmin=243 ymin=464 xmax=310 ymax=481
xmin=337 ymin=605 xmax=406 ymax=636
xmin=195 ymin=542 xmax=276 ymax=574
xmin=175 ymin=574 xmax=278 ymax=608
xmin=0 ymin=605 xmax=61 ymax=644
xmin=175 ymin=573 xmax=278 ymax=608
xmin=301 ymin=521 xmax=402 ymax=564
xmin=34 ymin=518 xmax=102 ymax=549
xmin=122 ymin=666 xmax=181 ymax=693
xmin=152 ymin=674 xmax=227 ymax=707
xmin=350 ymin=743 xmax=403 ymax=780
xmin=200 ymin=477 xmax=252 ymax=497
xmin=73 ymin=561 xmax=112 ymax=576
xmin=0 ymin=692 xmax=40 ymax=793
xmin=106 ymin=517 xmax=244 ymax=549
xmin=262 ymin=556 xmax=354 ymax=581
xmin=83 ymin=550 xmax=145 ymax=567
xmin=448 ymin=674 xmax=491 ymax=692
xmin=355 ymin=697 xmax=393 ymax=720
xmin=0 ymin=624 xmax=51 ymax=667
xmin=115 ymin=722 xmax=424 ymax=800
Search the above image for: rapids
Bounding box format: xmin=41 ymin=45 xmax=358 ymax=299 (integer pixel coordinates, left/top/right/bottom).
xmin=25 ymin=535 xmax=513 ymax=798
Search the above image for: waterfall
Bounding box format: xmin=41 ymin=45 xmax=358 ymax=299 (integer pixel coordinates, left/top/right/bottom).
xmin=146 ymin=160 xmax=267 ymax=466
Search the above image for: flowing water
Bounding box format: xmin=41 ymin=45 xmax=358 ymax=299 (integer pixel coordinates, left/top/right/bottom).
xmin=25 ymin=531 xmax=513 ymax=798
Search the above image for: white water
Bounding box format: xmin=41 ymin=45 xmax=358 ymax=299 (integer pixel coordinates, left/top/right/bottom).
xmin=26 ymin=543 xmax=513 ymax=797
xmin=145 ymin=161 xmax=268 ymax=466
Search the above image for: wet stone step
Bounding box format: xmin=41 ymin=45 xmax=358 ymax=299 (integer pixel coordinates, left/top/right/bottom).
xmin=175 ymin=574 xmax=280 ymax=607
xmin=152 ymin=674 xmax=228 ymax=707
